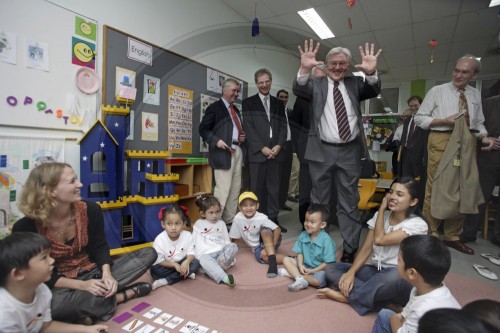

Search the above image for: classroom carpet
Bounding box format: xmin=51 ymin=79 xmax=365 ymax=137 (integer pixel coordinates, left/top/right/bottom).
xmin=102 ymin=239 xmax=500 ymax=333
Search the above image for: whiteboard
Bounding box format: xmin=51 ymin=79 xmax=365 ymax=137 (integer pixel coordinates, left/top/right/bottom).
xmin=0 ymin=0 xmax=99 ymax=131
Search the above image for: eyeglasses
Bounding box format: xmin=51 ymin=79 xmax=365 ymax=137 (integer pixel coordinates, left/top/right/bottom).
xmin=327 ymin=61 xmax=349 ymax=68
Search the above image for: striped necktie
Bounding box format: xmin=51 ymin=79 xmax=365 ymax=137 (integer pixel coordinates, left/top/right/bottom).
xmin=334 ymin=81 xmax=351 ymax=141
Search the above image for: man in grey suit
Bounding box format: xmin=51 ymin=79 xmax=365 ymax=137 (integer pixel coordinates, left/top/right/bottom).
xmin=243 ymin=68 xmax=288 ymax=232
xmin=293 ymin=40 xmax=381 ymax=262
xmin=199 ymin=78 xmax=245 ymax=224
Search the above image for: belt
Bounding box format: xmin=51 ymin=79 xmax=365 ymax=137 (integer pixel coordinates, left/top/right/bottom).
xmin=431 ymin=129 xmax=479 ymax=134
xmin=232 ymin=140 xmax=240 ymax=146
xmin=321 ymin=139 xmax=356 ymax=147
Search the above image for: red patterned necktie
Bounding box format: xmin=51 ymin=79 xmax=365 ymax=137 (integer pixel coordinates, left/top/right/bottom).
xmin=229 ymin=103 xmax=243 ymax=141
xmin=334 ymin=81 xmax=351 ymax=141
xmin=458 ymin=88 xmax=470 ymax=127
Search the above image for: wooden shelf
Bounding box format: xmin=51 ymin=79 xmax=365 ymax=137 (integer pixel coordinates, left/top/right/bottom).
xmin=166 ymin=162 xmax=212 ymax=221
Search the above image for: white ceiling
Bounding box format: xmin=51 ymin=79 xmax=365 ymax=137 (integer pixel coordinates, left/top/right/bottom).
xmin=219 ymin=0 xmax=500 ymax=84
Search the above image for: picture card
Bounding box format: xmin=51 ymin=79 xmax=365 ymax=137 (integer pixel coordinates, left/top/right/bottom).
xmin=179 ymin=321 xmax=198 ymax=333
xmin=123 ymin=318 xmax=143 ymax=331
xmin=165 ymin=316 xmax=184 ymax=329
xmin=143 ymin=307 xmax=162 ymax=319
xmin=135 ymin=324 xmax=156 ymax=333
xmin=153 ymin=312 xmax=173 ymax=325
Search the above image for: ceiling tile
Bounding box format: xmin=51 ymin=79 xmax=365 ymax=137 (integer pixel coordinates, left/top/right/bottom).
xmin=374 ymin=24 xmax=414 ymax=51
xmin=455 ymin=8 xmax=500 ymax=41
xmin=411 ymin=0 xmax=460 ymax=22
xmin=362 ymin=0 xmax=411 ymax=30
xmin=383 ymin=49 xmax=417 ymax=68
xmin=413 ymin=16 xmax=457 ymax=46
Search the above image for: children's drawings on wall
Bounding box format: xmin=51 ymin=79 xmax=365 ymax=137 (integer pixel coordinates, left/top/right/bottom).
xmin=0 ymin=31 xmax=16 ymax=65
xmin=116 ymin=66 xmax=136 ymax=98
xmin=71 ymin=37 xmax=95 ymax=69
xmin=75 ymin=16 xmax=97 ymax=41
xmin=25 ymin=39 xmax=49 ymax=71
xmin=143 ymin=75 xmax=160 ymax=105
xmin=0 ymin=136 xmax=65 ymax=238
xmin=141 ymin=112 xmax=158 ymax=141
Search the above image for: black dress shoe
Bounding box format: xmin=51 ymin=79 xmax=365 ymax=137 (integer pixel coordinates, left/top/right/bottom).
xmin=443 ymin=240 xmax=474 ymax=255
xmin=287 ymin=196 xmax=299 ymax=203
xmin=282 ymin=205 xmax=293 ymax=211
xmin=341 ymin=251 xmax=355 ymax=263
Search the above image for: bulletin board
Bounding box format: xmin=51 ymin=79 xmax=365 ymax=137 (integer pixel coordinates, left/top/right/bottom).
xmin=102 ymin=26 xmax=248 ymax=156
xmin=0 ymin=0 xmax=99 ymax=132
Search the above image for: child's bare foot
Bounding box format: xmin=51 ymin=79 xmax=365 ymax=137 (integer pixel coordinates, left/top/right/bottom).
xmin=316 ymin=288 xmax=349 ymax=303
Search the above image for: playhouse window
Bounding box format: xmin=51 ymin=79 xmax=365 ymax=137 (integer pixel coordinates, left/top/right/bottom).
xmin=91 ymin=151 xmax=106 ymax=172
xmin=88 ymin=182 xmax=109 ymax=198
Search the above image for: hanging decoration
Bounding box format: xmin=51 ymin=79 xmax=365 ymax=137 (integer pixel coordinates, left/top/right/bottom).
xmin=428 ymin=39 xmax=438 ymax=63
xmin=251 ymin=2 xmax=260 ymax=53
xmin=346 ymin=0 xmax=356 ymax=30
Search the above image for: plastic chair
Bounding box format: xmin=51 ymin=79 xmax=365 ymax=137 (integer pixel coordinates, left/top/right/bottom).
xmin=358 ymin=179 xmax=380 ymax=221
xmin=378 ymin=172 xmax=393 ymax=179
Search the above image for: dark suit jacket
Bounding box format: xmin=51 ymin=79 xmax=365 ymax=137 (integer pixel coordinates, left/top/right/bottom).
xmin=242 ymin=94 xmax=287 ymax=163
xmin=398 ymin=116 xmax=429 ymax=178
xmin=199 ymin=99 xmax=243 ymax=170
xmin=293 ymin=75 xmax=381 ymax=162
xmin=478 ymin=95 xmax=500 ymax=164
xmin=289 ymin=96 xmax=311 ymax=163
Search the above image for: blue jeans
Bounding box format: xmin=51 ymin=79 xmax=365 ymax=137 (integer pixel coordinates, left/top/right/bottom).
xmin=199 ymin=243 xmax=238 ymax=283
xmin=372 ymin=309 xmax=395 ymax=333
xmin=326 ymin=262 xmax=412 ymax=315
xmin=150 ymin=257 xmax=200 ymax=285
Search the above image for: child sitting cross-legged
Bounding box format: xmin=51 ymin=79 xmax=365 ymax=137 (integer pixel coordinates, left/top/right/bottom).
xmin=372 ymin=234 xmax=460 ymax=333
xmin=229 ymin=191 xmax=285 ymax=278
xmin=280 ymin=204 xmax=336 ymax=292
xmin=150 ymin=203 xmax=200 ymax=290
xmin=0 ymin=232 xmax=108 ymax=333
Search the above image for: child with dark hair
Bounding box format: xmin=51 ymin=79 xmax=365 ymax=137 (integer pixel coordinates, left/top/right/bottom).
xmin=229 ymin=192 xmax=284 ymax=278
xmin=463 ymin=299 xmax=500 ymax=331
xmin=418 ymin=308 xmax=498 ymax=333
xmin=372 ymin=235 xmax=460 ymax=333
xmin=150 ymin=204 xmax=200 ymax=290
xmin=280 ymin=203 xmax=336 ymax=292
xmin=192 ymin=194 xmax=238 ymax=287
xmin=319 ymin=177 xmax=428 ymax=315
xmin=0 ymin=232 xmax=108 ymax=332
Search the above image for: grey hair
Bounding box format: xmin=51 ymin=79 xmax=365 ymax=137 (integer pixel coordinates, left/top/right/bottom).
xmin=222 ymin=78 xmax=240 ymax=89
xmin=326 ymin=47 xmax=352 ymax=62
xmin=457 ymin=54 xmax=481 ymax=73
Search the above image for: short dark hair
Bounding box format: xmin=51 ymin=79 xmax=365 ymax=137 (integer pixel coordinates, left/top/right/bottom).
xmin=159 ymin=203 xmax=191 ymax=227
xmin=418 ymin=308 xmax=497 ymax=333
xmin=276 ymin=89 xmax=288 ymax=98
xmin=407 ymin=96 xmax=422 ymax=105
xmin=400 ymin=235 xmax=451 ymax=286
xmin=254 ymin=68 xmax=272 ymax=83
xmin=306 ymin=203 xmax=329 ymax=223
xmin=0 ymin=232 xmax=50 ymax=287
xmin=463 ymin=299 xmax=500 ymax=330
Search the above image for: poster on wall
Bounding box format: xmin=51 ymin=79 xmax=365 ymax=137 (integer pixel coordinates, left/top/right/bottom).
xmin=0 ymin=31 xmax=16 ymax=64
xmin=115 ymin=66 xmax=136 ymax=99
xmin=168 ymin=85 xmax=193 ymax=154
xmin=75 ymin=16 xmax=97 ymax=41
xmin=71 ymin=36 xmax=96 ymax=69
xmin=0 ymin=136 xmax=65 ymax=238
xmin=25 ymin=39 xmax=49 ymax=71
xmin=199 ymin=94 xmax=219 ymax=152
xmin=141 ymin=112 xmax=158 ymax=141
xmin=143 ymin=75 xmax=160 ymax=105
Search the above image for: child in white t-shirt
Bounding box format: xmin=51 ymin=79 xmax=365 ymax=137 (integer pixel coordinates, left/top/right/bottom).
xmin=150 ymin=203 xmax=200 ymax=290
xmin=372 ymin=235 xmax=460 ymax=333
xmin=192 ymin=194 xmax=238 ymax=287
xmin=229 ymin=191 xmax=285 ymax=278
xmin=0 ymin=232 xmax=108 ymax=333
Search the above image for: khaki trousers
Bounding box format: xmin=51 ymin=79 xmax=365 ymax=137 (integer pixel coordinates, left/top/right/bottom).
xmin=424 ymin=132 xmax=463 ymax=241
xmin=214 ymin=145 xmax=243 ymax=224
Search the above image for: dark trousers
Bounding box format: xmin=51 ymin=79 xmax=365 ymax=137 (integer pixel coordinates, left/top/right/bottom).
xmin=51 ymin=247 xmax=157 ymax=322
xmin=463 ymin=156 xmax=500 ymax=240
xmin=400 ymin=147 xmax=426 ymax=208
xmin=150 ymin=258 xmax=200 ymax=284
xmin=249 ymin=158 xmax=281 ymax=219
xmin=279 ymin=141 xmax=293 ymax=208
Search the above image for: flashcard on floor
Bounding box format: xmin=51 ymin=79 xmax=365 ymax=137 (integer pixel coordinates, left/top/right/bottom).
xmin=165 ymin=316 xmax=184 ymax=329
xmin=123 ymin=318 xmax=143 ymax=331
xmin=113 ymin=311 xmax=133 ymax=324
xmin=135 ymin=324 xmax=156 ymax=333
xmin=192 ymin=325 xmax=209 ymax=333
xmin=179 ymin=321 xmax=198 ymax=332
xmin=153 ymin=312 xmax=173 ymax=325
xmin=154 ymin=329 xmax=169 ymax=333
xmin=143 ymin=307 xmax=162 ymax=319
xmin=131 ymin=302 xmax=151 ymax=312
xmin=210 ymin=330 xmax=222 ymax=333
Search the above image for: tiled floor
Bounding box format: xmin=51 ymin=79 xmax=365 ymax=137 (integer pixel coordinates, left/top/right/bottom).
xmin=277 ymin=200 xmax=500 ymax=288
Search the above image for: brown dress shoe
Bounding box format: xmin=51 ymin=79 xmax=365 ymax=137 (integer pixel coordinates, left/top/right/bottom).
xmin=443 ymin=240 xmax=474 ymax=255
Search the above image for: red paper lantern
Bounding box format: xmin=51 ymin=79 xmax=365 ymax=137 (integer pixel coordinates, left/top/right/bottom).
xmin=346 ymin=0 xmax=356 ymax=7
xmin=428 ymin=39 xmax=438 ymax=48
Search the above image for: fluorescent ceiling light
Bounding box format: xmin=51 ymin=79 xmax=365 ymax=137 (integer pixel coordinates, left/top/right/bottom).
xmin=489 ymin=0 xmax=500 ymax=7
xmin=298 ymin=8 xmax=335 ymax=40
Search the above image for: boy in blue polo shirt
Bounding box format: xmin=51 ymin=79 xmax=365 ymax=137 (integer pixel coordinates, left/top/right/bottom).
xmin=280 ymin=204 xmax=336 ymax=291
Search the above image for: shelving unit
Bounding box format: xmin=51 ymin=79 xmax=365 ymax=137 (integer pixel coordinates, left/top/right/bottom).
xmin=165 ymin=162 xmax=213 ymax=221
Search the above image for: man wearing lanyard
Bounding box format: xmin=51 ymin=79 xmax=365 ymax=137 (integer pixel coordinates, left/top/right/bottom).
xmin=199 ymin=78 xmax=245 ymax=225
xmin=293 ymin=40 xmax=381 ymax=263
